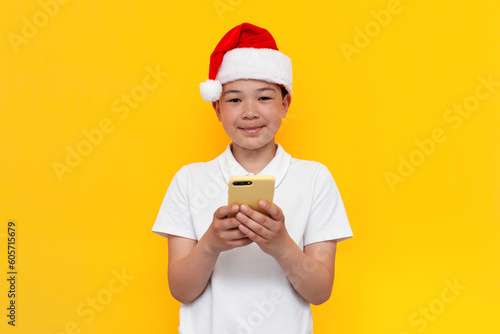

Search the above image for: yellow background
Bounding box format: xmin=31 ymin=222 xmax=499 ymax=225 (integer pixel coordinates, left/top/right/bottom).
xmin=1 ymin=0 xmax=499 ymax=333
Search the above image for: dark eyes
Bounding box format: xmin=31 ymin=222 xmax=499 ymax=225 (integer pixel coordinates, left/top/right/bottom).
xmin=226 ymin=96 xmax=272 ymax=103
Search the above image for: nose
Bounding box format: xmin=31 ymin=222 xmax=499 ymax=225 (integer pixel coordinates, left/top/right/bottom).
xmin=241 ymin=101 xmax=259 ymax=119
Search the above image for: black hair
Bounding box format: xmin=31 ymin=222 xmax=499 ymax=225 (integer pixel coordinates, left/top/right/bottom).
xmin=280 ymin=86 xmax=289 ymax=100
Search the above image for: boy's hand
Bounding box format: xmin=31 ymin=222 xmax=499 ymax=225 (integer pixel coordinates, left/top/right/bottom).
xmin=236 ymin=200 xmax=294 ymax=259
xmin=203 ymin=204 xmax=253 ymax=256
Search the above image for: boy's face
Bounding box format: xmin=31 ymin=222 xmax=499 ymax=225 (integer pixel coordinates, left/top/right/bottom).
xmin=212 ymin=79 xmax=291 ymax=153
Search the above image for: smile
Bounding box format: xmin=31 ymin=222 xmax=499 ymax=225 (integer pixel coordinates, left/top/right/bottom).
xmin=239 ymin=126 xmax=264 ymax=134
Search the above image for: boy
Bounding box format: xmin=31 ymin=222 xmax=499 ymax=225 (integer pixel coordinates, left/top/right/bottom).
xmin=152 ymin=23 xmax=353 ymax=334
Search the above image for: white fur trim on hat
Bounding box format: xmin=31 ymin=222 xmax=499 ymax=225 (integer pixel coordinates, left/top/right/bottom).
xmin=199 ymin=48 xmax=293 ymax=102
xmin=200 ymin=79 xmax=223 ymax=102
xmin=217 ymin=48 xmax=293 ymax=95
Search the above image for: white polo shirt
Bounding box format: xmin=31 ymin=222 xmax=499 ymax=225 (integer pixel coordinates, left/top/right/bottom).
xmin=152 ymin=144 xmax=353 ymax=334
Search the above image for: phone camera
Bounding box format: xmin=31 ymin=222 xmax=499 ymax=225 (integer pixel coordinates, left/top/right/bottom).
xmin=233 ymin=181 xmax=252 ymax=186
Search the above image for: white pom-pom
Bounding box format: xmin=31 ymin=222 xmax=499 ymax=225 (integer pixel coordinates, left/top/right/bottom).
xmin=200 ymin=79 xmax=222 ymax=102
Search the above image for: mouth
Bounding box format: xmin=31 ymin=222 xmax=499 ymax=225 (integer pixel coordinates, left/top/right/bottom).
xmin=239 ymin=125 xmax=264 ymax=134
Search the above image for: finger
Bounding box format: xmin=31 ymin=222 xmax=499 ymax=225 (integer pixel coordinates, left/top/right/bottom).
xmin=238 ymin=223 xmax=264 ymax=244
xmin=221 ymin=217 xmax=243 ymax=230
xmin=236 ymin=211 xmax=270 ymax=240
xmin=258 ymin=200 xmax=283 ymax=221
xmin=214 ymin=217 xmax=247 ymax=238
xmin=227 ymin=237 xmax=253 ymax=248
xmin=239 ymin=204 xmax=269 ymax=225
xmin=224 ymin=226 xmax=250 ymax=240
xmin=214 ymin=204 xmax=240 ymax=219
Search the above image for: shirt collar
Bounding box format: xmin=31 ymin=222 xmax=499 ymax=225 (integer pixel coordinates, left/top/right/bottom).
xmin=218 ymin=143 xmax=291 ymax=188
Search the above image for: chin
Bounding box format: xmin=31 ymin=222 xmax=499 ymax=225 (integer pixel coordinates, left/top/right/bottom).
xmin=233 ymin=140 xmax=273 ymax=151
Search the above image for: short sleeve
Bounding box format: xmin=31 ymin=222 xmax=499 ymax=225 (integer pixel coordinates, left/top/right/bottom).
xmin=303 ymin=164 xmax=353 ymax=245
xmin=151 ymin=166 xmax=197 ymax=240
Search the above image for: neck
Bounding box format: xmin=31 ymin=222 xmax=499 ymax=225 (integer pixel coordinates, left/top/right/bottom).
xmin=230 ymin=141 xmax=277 ymax=174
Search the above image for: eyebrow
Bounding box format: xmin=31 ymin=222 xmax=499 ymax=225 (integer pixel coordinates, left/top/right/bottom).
xmin=256 ymin=87 xmax=277 ymax=93
xmin=222 ymin=89 xmax=242 ymax=96
xmin=222 ymin=86 xmax=277 ymax=96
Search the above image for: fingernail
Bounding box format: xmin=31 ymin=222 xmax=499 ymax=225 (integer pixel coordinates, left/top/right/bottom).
xmin=240 ymin=205 xmax=247 ymax=212
xmin=258 ymin=200 xmax=266 ymax=207
xmin=232 ymin=205 xmax=239 ymax=211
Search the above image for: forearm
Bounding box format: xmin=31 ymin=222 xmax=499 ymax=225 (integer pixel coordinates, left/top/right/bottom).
xmin=275 ymin=242 xmax=334 ymax=305
xmin=168 ymin=235 xmax=220 ymax=304
xmin=235 ymin=202 xmax=336 ymax=305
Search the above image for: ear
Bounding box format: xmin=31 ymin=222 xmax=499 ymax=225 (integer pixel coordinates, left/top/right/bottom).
xmin=212 ymin=100 xmax=222 ymax=122
xmin=281 ymin=94 xmax=291 ymax=118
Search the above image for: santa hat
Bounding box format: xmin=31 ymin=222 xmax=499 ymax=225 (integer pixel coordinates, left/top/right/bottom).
xmin=199 ymin=23 xmax=293 ymax=102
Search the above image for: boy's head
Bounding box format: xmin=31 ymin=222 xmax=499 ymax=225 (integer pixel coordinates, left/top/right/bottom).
xmin=199 ymin=23 xmax=293 ymax=103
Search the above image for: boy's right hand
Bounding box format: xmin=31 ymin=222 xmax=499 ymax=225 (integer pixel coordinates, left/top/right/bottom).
xmin=203 ymin=204 xmax=253 ymax=255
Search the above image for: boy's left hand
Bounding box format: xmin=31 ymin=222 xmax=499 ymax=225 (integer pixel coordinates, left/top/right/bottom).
xmin=236 ymin=200 xmax=294 ymax=259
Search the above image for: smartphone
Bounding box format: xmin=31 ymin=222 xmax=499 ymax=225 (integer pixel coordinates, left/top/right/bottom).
xmin=228 ymin=175 xmax=275 ymax=216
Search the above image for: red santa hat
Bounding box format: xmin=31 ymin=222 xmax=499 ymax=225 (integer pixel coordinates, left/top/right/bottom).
xmin=199 ymin=23 xmax=293 ymax=102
